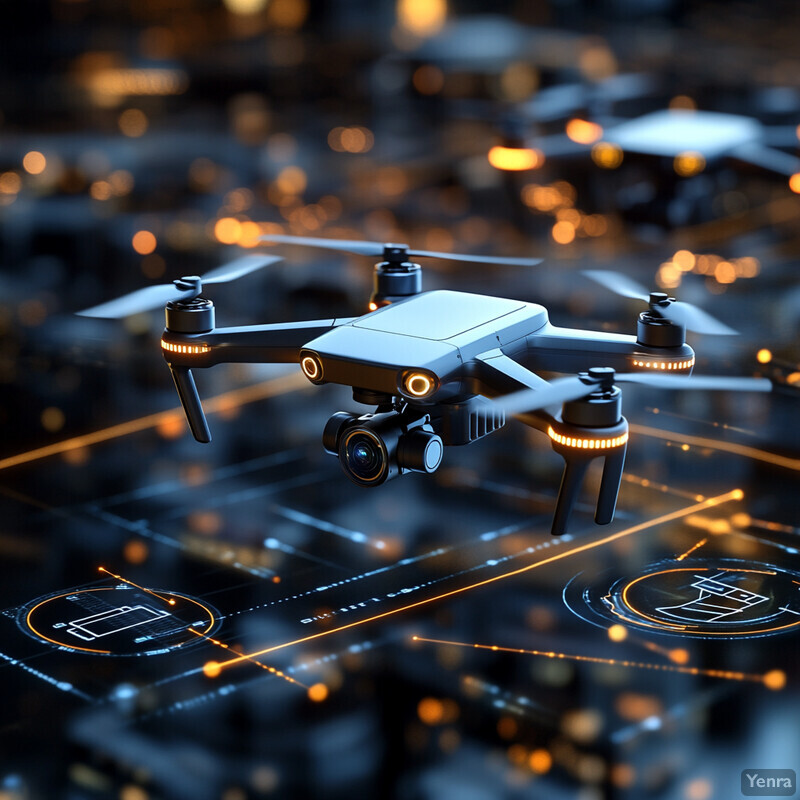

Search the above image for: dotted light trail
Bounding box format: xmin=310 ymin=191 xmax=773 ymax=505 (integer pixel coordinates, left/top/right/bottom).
xmin=411 ymin=636 xmax=785 ymax=689
xmin=188 ymin=629 xmax=307 ymax=690
xmin=676 ymin=537 xmax=708 ymax=561
xmin=98 ymin=566 xmax=176 ymax=606
xmin=630 ymin=424 xmax=800 ymax=472
xmin=203 ymin=490 xmax=744 ymax=677
xmin=0 ymin=372 xmax=307 ymax=472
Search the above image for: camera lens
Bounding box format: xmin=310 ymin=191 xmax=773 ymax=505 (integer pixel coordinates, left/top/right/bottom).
xmin=341 ymin=430 xmax=388 ymax=484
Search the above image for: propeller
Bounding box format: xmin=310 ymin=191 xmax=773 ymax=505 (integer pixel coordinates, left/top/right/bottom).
xmin=77 ymin=254 xmax=283 ymax=318
xmin=493 ymin=368 xmax=771 ymax=416
xmin=583 ymin=269 xmax=738 ymax=336
xmin=259 ymin=234 xmax=541 ymax=267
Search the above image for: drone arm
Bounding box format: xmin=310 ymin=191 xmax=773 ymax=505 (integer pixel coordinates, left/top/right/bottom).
xmin=471 ymin=349 xmax=552 ymax=397
xmin=523 ymin=323 xmax=694 ymax=374
xmin=161 ymin=318 xmax=350 ymax=443
xmin=161 ymin=319 xmax=349 ymax=368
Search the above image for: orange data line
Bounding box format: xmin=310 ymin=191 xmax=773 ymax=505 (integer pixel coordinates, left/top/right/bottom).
xmin=205 ymin=489 xmax=744 ymax=676
xmin=675 ymin=537 xmax=708 ymax=561
xmin=410 ymin=636 xmax=783 ymax=688
xmin=98 ymin=566 xmax=176 ymax=606
xmin=630 ymin=424 xmax=800 ymax=472
xmin=187 ymin=628 xmax=307 ymax=689
xmin=0 ymin=372 xmax=307 ymax=472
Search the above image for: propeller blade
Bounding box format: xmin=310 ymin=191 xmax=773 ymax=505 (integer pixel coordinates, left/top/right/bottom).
xmin=261 ymin=234 xmax=542 ymax=266
xmin=259 ymin=234 xmax=383 ymax=257
xmin=658 ymin=301 xmax=738 ymax=336
xmin=584 ymin=269 xmax=738 ymax=335
xmin=407 ymin=249 xmax=542 ymax=267
xmin=617 ymin=373 xmax=771 ymax=392
xmin=492 ymin=376 xmax=596 ymax=415
xmin=583 ymin=269 xmax=649 ymax=301
xmin=202 ymin=254 xmax=283 ymax=284
xmin=77 ymin=284 xmax=194 ymax=318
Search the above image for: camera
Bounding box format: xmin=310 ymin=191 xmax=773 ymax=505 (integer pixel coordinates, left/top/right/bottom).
xmin=322 ymin=410 xmax=444 ymax=487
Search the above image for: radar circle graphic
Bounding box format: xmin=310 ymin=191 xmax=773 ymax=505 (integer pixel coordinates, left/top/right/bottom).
xmin=19 ymin=586 xmax=220 ymax=656
xmin=564 ymin=559 xmax=800 ymax=639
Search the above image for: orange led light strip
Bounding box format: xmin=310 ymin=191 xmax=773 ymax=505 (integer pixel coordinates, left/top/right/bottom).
xmin=631 ymin=357 xmax=695 ymax=370
xmin=161 ymin=340 xmax=210 ymax=355
xmin=547 ymin=426 xmax=628 ymax=450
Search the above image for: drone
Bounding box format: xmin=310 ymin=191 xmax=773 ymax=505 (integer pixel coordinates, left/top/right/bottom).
xmin=79 ymin=235 xmax=771 ymax=535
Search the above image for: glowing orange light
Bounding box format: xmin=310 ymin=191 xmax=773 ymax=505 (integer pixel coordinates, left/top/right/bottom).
xmin=790 ymin=173 xmax=800 ymax=194
xmin=308 ymin=683 xmax=329 ymax=702
xmin=214 ymin=217 xmax=242 ymax=245
xmin=22 ymin=151 xmax=46 ymax=175
xmin=756 ymin=348 xmax=772 ymax=364
xmin=368 ymin=301 xmax=378 ymax=311
xmin=566 ymin=119 xmax=603 ymax=145
xmin=404 ymin=372 xmax=433 ymax=397
xmin=551 ymin=220 xmax=576 ymax=244
xmin=763 ymin=670 xmax=786 ymax=690
xmin=714 ymin=261 xmax=736 ymax=284
xmin=161 ymin=341 xmax=210 ymax=355
xmin=673 ymin=250 xmax=696 ymax=271
xmin=548 ymin=426 xmax=628 ymax=450
xmin=0 ymin=172 xmax=22 ymax=194
xmin=301 ymin=355 xmax=322 ymax=380
xmin=674 ymin=151 xmax=705 ymax=177
xmin=669 ymin=648 xmax=690 ymax=665
xmin=97 ymin=566 xmax=175 ymax=607
xmin=591 ymin=141 xmax=623 ymax=169
xmin=396 ymin=0 xmax=447 ymax=37
xmin=204 ymin=661 xmax=221 ymax=678
xmin=529 ymin=749 xmax=552 ymax=774
xmin=418 ymin=697 xmax=445 ymax=725
xmin=413 ymin=636 xmax=773 ymax=686
xmin=631 ymin=357 xmax=695 ymax=371
xmin=132 ymin=230 xmax=156 ymax=255
xmin=675 ymin=537 xmax=708 ymax=561
xmin=607 ymin=624 xmax=628 ymax=642
xmin=487 ymin=145 xmax=542 ymax=171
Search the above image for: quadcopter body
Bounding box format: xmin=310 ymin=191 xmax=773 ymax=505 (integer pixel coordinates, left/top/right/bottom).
xmin=80 ymin=237 xmax=769 ymax=536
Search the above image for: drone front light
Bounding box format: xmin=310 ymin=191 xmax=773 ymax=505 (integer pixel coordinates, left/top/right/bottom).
xmin=547 ymin=425 xmax=628 ymax=450
xmin=300 ymin=354 xmax=324 ymax=382
xmin=401 ymin=370 xmax=437 ymax=399
xmin=488 ymin=145 xmax=543 ymax=172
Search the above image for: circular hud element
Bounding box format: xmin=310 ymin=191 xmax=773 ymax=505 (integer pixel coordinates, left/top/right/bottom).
xmin=19 ymin=586 xmax=220 ymax=656
xmin=564 ymin=559 xmax=800 ymax=639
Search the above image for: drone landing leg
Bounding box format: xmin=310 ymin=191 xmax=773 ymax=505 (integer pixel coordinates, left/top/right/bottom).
xmin=169 ymin=365 xmax=212 ymax=443
xmin=596 ymin=445 xmax=627 ymax=525
xmin=551 ymin=457 xmax=590 ymax=536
